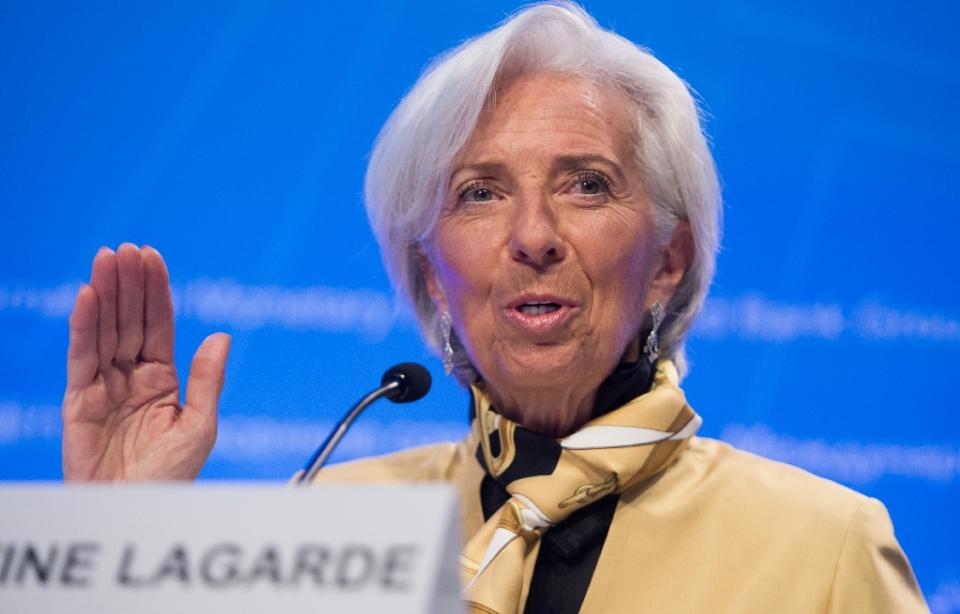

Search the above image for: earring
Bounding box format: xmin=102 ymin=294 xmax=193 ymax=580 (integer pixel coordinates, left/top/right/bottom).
xmin=643 ymin=300 xmax=665 ymax=365
xmin=440 ymin=310 xmax=454 ymax=375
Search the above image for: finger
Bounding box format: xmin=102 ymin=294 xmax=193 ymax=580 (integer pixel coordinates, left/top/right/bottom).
xmin=115 ymin=243 xmax=145 ymax=366
xmin=141 ymin=246 xmax=175 ymax=363
xmin=66 ymin=284 xmax=100 ymax=392
xmin=182 ymin=333 xmax=231 ymax=440
xmin=89 ymin=247 xmax=118 ymax=371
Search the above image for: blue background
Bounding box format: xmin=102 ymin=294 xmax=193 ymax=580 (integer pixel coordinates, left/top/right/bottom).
xmin=1 ymin=1 xmax=957 ymax=609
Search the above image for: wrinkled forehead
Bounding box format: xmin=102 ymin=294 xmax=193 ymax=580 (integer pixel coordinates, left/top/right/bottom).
xmin=453 ymin=71 xmax=642 ymax=175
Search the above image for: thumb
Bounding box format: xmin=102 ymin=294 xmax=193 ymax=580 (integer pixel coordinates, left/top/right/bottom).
xmin=183 ymin=333 xmax=231 ymax=433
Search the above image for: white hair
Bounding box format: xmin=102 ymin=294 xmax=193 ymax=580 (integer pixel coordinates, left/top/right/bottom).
xmin=364 ymin=1 xmax=721 ymax=380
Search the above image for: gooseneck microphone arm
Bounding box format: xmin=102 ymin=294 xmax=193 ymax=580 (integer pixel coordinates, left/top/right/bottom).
xmin=296 ymin=362 xmax=432 ymax=486
xmin=297 ymin=380 xmax=399 ymax=485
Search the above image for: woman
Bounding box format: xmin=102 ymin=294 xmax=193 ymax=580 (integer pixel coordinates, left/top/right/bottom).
xmin=61 ymin=3 xmax=927 ymax=612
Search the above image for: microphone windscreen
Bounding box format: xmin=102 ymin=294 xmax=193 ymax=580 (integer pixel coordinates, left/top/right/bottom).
xmin=381 ymin=362 xmax=432 ymax=403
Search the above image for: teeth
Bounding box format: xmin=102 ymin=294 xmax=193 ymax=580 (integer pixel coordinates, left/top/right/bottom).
xmin=518 ymin=303 xmax=560 ymax=316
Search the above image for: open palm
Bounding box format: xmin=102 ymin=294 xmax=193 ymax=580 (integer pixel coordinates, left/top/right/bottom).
xmin=62 ymin=244 xmax=230 ymax=481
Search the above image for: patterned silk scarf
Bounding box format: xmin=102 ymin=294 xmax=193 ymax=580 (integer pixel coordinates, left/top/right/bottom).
xmin=460 ymin=360 xmax=702 ymax=614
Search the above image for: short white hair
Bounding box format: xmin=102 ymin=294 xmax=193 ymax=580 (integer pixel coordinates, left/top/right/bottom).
xmin=364 ymin=1 xmax=721 ymax=380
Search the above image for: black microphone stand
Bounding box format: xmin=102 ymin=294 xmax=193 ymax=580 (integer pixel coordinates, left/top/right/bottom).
xmin=296 ymin=380 xmax=399 ymax=486
xmin=296 ymin=362 xmax=431 ymax=486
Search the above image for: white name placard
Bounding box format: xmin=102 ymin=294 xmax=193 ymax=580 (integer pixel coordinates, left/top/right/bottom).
xmin=0 ymin=483 xmax=463 ymax=613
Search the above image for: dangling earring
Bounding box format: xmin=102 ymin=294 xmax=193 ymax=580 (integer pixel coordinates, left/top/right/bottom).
xmin=440 ymin=310 xmax=454 ymax=375
xmin=643 ymin=300 xmax=665 ymax=365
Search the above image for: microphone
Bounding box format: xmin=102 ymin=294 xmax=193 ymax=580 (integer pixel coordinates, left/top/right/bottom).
xmin=380 ymin=362 xmax=432 ymax=403
xmin=296 ymin=362 xmax=432 ymax=485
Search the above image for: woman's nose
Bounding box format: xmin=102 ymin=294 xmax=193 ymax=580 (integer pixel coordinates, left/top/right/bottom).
xmin=508 ymin=192 xmax=567 ymax=268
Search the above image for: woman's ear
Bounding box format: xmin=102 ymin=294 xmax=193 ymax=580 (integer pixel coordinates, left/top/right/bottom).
xmin=649 ymin=220 xmax=693 ymax=305
xmin=418 ymin=244 xmax=448 ymax=312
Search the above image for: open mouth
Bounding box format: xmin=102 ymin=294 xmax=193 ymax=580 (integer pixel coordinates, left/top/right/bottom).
xmin=504 ymin=296 xmax=575 ymax=335
xmin=516 ymin=301 xmax=562 ymax=316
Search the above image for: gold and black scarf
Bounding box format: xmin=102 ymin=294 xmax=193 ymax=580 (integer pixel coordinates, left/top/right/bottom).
xmin=460 ymin=360 xmax=701 ymax=614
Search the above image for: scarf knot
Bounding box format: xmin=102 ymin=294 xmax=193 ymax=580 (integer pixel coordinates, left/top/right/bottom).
xmin=461 ymin=360 xmax=701 ymax=614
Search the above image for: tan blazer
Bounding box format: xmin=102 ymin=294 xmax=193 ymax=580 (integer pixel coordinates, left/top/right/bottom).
xmin=314 ymin=435 xmax=928 ymax=613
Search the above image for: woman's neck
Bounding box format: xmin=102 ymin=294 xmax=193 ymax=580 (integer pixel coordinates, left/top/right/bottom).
xmin=487 ymin=385 xmax=598 ymax=438
xmin=479 ymin=359 xmax=656 ymax=438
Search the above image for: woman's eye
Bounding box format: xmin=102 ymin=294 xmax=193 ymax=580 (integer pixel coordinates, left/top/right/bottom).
xmin=572 ymin=172 xmax=610 ymax=196
xmin=458 ymin=184 xmax=495 ymax=204
xmin=577 ymin=179 xmax=602 ymax=194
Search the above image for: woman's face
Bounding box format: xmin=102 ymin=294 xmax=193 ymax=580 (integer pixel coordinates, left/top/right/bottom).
xmin=424 ymin=72 xmax=689 ymax=435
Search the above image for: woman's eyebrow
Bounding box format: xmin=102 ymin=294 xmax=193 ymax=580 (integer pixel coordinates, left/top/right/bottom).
xmin=552 ymin=154 xmax=626 ymax=182
xmin=450 ymin=161 xmax=508 ymax=181
xmin=450 ymin=155 xmax=626 ymax=186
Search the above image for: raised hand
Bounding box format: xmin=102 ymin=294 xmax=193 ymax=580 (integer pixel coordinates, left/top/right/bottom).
xmin=62 ymin=244 xmax=231 ymax=481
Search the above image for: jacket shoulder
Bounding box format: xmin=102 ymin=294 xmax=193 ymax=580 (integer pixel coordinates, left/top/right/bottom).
xmin=671 ymin=438 xmax=926 ymax=612
xmin=307 ymin=441 xmax=463 ymax=484
xmin=683 ymin=436 xmax=871 ymax=525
